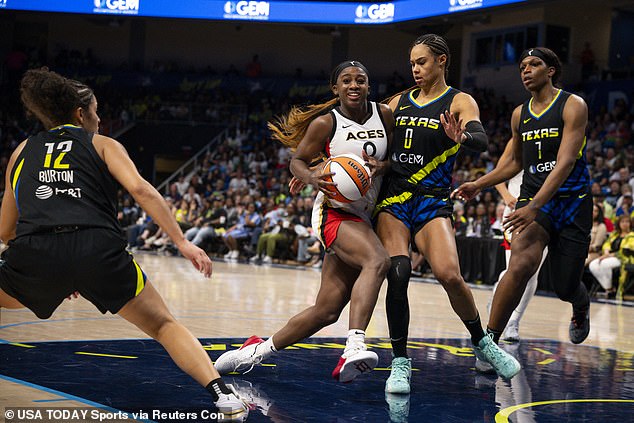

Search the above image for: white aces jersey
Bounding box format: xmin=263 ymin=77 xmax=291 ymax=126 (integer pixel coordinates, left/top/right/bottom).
xmin=314 ymin=101 xmax=389 ymax=222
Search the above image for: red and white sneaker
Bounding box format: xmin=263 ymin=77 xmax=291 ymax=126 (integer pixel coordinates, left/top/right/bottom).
xmin=332 ymin=345 xmax=378 ymax=383
xmin=215 ymin=336 xmax=266 ymax=375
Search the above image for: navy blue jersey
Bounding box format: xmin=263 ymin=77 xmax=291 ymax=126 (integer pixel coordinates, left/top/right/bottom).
xmin=10 ymin=125 xmax=121 ymax=237
xmin=519 ymin=90 xmax=589 ymax=197
xmin=389 ymin=86 xmax=461 ymax=190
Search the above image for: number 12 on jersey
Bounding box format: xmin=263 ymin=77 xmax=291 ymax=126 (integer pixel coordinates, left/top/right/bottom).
xmin=44 ymin=141 xmax=73 ymax=169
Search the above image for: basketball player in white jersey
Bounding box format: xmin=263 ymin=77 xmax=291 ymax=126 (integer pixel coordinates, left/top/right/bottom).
xmin=214 ymin=61 xmax=395 ymax=383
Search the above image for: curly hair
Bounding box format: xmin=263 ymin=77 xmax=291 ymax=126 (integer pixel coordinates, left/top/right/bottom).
xmin=20 ymin=67 xmax=94 ymax=127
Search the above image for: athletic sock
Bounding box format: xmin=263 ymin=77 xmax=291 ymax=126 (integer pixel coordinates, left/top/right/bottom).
xmin=463 ymin=314 xmax=486 ymax=345
xmin=261 ymin=337 xmax=277 ymax=358
xmin=486 ymin=327 xmax=502 ymax=344
xmin=206 ymin=378 xmax=231 ymax=402
xmin=391 ymin=337 xmax=408 ymax=358
xmin=344 ymin=329 xmax=366 ymax=354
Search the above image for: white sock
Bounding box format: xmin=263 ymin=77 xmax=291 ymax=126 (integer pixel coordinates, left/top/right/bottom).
xmin=260 ymin=337 xmax=277 ymax=359
xmin=345 ymin=329 xmax=366 ymax=353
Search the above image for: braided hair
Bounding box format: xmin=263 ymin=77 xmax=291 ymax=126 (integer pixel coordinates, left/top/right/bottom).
xmin=410 ymin=34 xmax=451 ymax=78
xmin=20 ymin=67 xmax=94 ymax=128
xmin=382 ymin=34 xmax=451 ymax=104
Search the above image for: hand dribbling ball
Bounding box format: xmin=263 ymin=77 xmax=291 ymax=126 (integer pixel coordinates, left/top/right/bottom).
xmin=322 ymin=153 xmax=371 ymax=203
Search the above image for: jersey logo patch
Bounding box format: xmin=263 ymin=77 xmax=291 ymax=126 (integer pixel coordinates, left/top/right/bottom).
xmin=399 ymin=105 xmax=411 ymax=110
xmin=523 ymin=118 xmax=532 ymax=124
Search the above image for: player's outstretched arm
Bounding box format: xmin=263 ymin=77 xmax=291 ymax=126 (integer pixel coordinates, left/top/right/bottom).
xmin=94 ymin=135 xmax=212 ymax=277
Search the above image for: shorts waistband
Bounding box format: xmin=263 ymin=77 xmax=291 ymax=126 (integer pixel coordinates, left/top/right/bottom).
xmin=51 ymin=225 xmax=83 ymax=234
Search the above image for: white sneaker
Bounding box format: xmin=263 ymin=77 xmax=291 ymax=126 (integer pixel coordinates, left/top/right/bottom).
xmin=223 ymin=251 xmax=233 ymax=259
xmin=249 ymin=255 xmax=260 ymax=264
xmin=215 ymin=336 xmax=267 ymax=375
xmin=501 ymin=322 xmax=520 ymax=343
xmin=331 ymin=344 xmax=378 ymax=382
xmin=230 ymin=250 xmax=240 ymax=259
xmin=229 ymin=379 xmax=272 ymax=416
xmin=262 ymin=256 xmax=272 ymax=264
xmin=215 ymin=384 xmax=250 ymax=422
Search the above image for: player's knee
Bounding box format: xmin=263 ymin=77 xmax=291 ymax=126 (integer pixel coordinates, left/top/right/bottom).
xmin=315 ymin=309 xmax=341 ymax=327
xmin=387 ymin=255 xmax=411 ymax=287
xmin=364 ymin=252 xmax=391 ymax=279
xmin=434 ymin=268 xmax=463 ymax=288
xmin=508 ymin=257 xmax=539 ymax=282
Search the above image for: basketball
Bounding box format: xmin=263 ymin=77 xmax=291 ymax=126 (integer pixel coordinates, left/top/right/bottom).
xmin=322 ymin=153 xmax=372 ymax=203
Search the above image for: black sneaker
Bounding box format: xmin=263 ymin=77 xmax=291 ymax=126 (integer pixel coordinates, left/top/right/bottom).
xmin=569 ymin=308 xmax=590 ymax=344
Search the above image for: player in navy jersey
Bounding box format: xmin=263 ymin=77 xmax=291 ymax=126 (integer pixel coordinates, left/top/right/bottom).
xmin=453 ymin=48 xmax=592 ymax=357
xmin=214 ymin=61 xmax=394 ymax=383
xmin=376 ymin=34 xmax=521 ymax=394
xmin=0 ymin=68 xmax=248 ymax=421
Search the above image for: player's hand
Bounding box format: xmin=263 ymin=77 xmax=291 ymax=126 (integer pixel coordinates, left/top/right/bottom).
xmin=503 ymin=205 xmax=537 ymax=236
xmin=362 ymin=150 xmax=386 ymax=177
xmin=177 ymin=240 xmax=213 ymax=278
xmin=440 ymin=110 xmax=465 ymax=144
xmin=309 ymin=168 xmax=337 ymax=198
xmin=451 ymin=182 xmax=480 ymax=202
xmin=289 ymin=176 xmax=306 ymax=195
xmin=504 ymin=195 xmax=518 ymax=209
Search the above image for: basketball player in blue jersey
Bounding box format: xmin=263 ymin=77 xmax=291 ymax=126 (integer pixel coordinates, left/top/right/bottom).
xmin=489 ymin=138 xmax=546 ymax=344
xmin=214 ymin=61 xmax=394 ymax=383
xmin=375 ymin=34 xmax=521 ymax=394
xmin=453 ymin=48 xmax=592 ymax=358
xmin=0 ymin=69 xmax=249 ymax=421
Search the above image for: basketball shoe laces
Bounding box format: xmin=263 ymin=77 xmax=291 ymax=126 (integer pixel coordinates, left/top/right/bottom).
xmin=571 ymin=310 xmax=587 ymax=327
xmin=390 ymin=358 xmax=410 ymax=381
xmin=235 ymin=343 xmax=265 ymax=374
xmin=481 ymin=333 xmax=509 ymax=365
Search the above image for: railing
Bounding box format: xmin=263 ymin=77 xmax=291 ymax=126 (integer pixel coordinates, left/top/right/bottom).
xmin=155 ymin=127 xmax=230 ymax=195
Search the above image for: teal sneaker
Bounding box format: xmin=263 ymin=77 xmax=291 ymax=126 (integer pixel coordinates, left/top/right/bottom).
xmin=385 ymin=357 xmax=412 ymax=394
xmin=474 ymin=333 xmax=521 ymax=380
xmin=385 ymin=392 xmax=410 ymax=423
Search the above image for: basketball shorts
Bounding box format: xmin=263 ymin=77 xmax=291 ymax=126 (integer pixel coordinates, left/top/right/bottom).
xmin=0 ymin=227 xmax=147 ymax=319
xmin=375 ymin=179 xmax=453 ymax=236
xmin=312 ymin=202 xmax=364 ymax=250
xmin=516 ymin=190 xmax=592 ymax=258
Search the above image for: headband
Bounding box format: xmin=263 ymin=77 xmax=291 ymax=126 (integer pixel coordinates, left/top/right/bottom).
xmin=330 ymin=60 xmax=369 ymax=86
xmin=519 ymin=48 xmax=549 ymax=65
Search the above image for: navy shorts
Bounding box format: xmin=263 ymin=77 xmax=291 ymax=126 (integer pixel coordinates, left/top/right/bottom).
xmin=516 ymin=190 xmax=592 ymax=258
xmin=376 ymin=178 xmax=453 ymax=236
xmin=0 ymin=227 xmax=147 ymax=319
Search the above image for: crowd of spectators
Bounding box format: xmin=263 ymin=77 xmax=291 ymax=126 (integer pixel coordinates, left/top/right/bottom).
xmin=1 ymin=51 xmax=633 ymax=285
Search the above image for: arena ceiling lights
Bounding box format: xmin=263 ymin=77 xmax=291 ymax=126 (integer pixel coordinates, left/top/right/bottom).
xmin=3 ymin=0 xmax=525 ymax=24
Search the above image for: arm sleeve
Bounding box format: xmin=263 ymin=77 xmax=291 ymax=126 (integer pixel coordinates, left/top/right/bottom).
xmin=462 ymin=120 xmax=488 ymax=152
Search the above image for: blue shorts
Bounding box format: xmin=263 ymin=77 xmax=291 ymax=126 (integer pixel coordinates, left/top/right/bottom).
xmin=223 ymin=227 xmax=250 ymax=240
xmin=517 ymin=190 xmax=591 ymax=258
xmin=376 ymin=192 xmax=453 ymax=236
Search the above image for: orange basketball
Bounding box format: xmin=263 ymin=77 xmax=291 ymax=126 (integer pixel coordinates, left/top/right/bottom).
xmin=322 ymin=153 xmax=372 ymax=203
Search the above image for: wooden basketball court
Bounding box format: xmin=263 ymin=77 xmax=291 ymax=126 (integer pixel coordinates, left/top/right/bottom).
xmin=2 ymin=253 xmax=633 ymax=422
